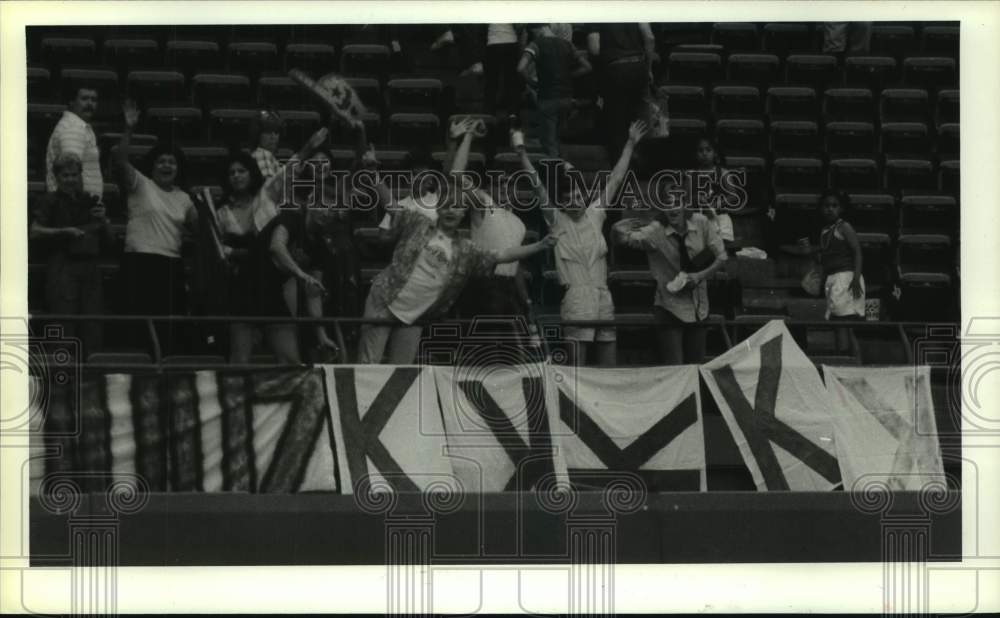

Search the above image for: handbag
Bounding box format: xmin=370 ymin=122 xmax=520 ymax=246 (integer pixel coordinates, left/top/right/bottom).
xmin=801 ymin=266 xmax=823 ymax=297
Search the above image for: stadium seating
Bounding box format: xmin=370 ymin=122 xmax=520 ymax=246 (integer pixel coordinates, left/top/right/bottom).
xmin=283 ymin=42 xmax=337 ymax=75
xmin=921 ymin=25 xmax=959 ymax=56
xmin=822 ymin=88 xmax=873 ymax=122
xmin=387 ymin=78 xmax=444 ymax=114
xmin=870 ymin=24 xmax=916 ymax=58
xmin=824 ymin=121 xmax=875 ymax=158
xmin=711 ymin=23 xmax=760 ymax=52
xmin=880 ymin=122 xmax=931 ymax=158
xmin=848 ymin=193 xmax=897 ymax=236
xmin=340 ymin=43 xmax=391 ymax=77
xmin=772 ymin=158 xmax=823 ymax=193
xmin=884 ymin=158 xmax=935 ymax=195
xmin=844 ymin=56 xmax=897 ymax=91
xmin=880 ymin=88 xmax=930 ymax=123
xmin=726 ymin=54 xmax=781 ymax=86
xmin=785 ymin=54 xmax=838 ymax=90
xmin=938 ymin=159 xmax=959 ymax=197
xmin=829 ymin=158 xmax=880 ymax=193
xmin=769 ymin=120 xmax=820 ymax=157
xmin=42 ymin=36 xmax=97 ymax=67
xmin=144 ymin=107 xmax=203 ymax=142
xmin=711 ymin=86 xmax=762 ymax=118
xmin=226 ymin=41 xmax=279 ymax=75
xmin=668 ymin=52 xmax=724 ymax=85
xmin=192 ymin=73 xmax=252 ymax=110
xmin=656 ymin=85 xmax=706 ymax=119
xmin=165 ymin=40 xmax=223 ymax=75
xmin=103 ymin=38 xmax=161 ymax=73
xmin=258 ymin=75 xmax=311 ymax=110
xmin=935 ymin=89 xmax=958 ymax=126
xmin=715 ymin=119 xmax=766 ymax=156
xmin=899 ymin=195 xmax=958 ymax=238
xmin=937 ymin=123 xmax=959 ymax=159
xmin=761 ymin=23 xmax=814 ymax=55
xmin=765 ymin=86 xmax=816 ymax=121
xmin=902 ymin=57 xmax=956 ymax=91
xmin=126 ymin=70 xmax=185 ymax=106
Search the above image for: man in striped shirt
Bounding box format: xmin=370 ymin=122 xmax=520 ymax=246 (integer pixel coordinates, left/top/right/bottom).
xmin=45 ymin=85 xmax=103 ymax=201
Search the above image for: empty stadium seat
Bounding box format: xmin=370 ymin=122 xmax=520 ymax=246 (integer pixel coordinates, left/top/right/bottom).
xmin=388 ymin=113 xmax=441 ymax=148
xmin=668 ymin=52 xmax=723 ymax=84
xmin=227 ymin=41 xmax=279 ymax=74
xmin=920 ymin=25 xmax=959 ymax=56
xmin=880 ymin=88 xmax=930 ymax=123
xmin=258 ymin=75 xmax=311 ymax=110
xmin=897 ymin=272 xmax=954 ymax=322
xmin=848 ymin=193 xmax=897 ymax=236
xmin=283 ymin=42 xmax=337 ymax=74
xmin=665 ymin=118 xmax=708 ymax=139
xmin=711 ymin=23 xmax=760 ymax=52
xmin=769 ymin=120 xmax=819 ymax=157
xmin=192 ymin=73 xmax=252 ymax=110
xmin=938 ymin=159 xmax=959 ymax=197
xmin=935 ymin=89 xmax=958 ymax=126
xmin=127 ymin=70 xmax=186 ymax=106
xmin=42 ymin=37 xmax=97 ymax=66
xmin=145 ymin=107 xmax=204 ymax=141
xmin=855 ymin=232 xmax=893 ymax=288
xmin=340 ymin=43 xmax=391 ymax=77
xmin=774 ymin=192 xmax=820 ymax=240
xmin=345 ymin=77 xmax=383 ymax=111
xmin=824 ymin=122 xmax=876 ymax=157
xmin=844 ymin=56 xmax=897 ymax=91
xmin=714 ymin=119 xmax=766 ymax=156
xmin=726 ymin=54 xmax=780 ymax=86
xmin=182 ymin=146 xmax=228 ymax=187
xmin=937 ymin=123 xmax=959 ymax=159
xmin=560 ymin=144 xmax=611 ymax=171
xmin=884 ymin=159 xmax=935 ymax=194
xmin=209 ymin=108 xmax=258 ymax=145
xmin=279 ymin=109 xmax=322 ymax=143
xmin=897 ymin=233 xmax=952 ymax=274
xmin=822 ymin=88 xmax=873 ymax=122
xmin=870 ymin=24 xmax=916 ymax=57
xmin=27 ymin=102 xmax=66 ymax=142
xmin=785 ymin=54 xmax=838 ymax=89
xmin=723 ymin=155 xmax=768 ymax=212
xmin=388 ymin=78 xmax=444 ymax=114
xmin=902 ymin=57 xmax=956 ymax=90
xmin=103 ymin=38 xmax=160 ymax=73
xmin=27 ymin=66 xmax=53 ymax=102
xmin=772 ymin=158 xmax=824 ymax=193
xmin=829 ymin=158 xmax=880 ymax=192
xmin=899 ymin=195 xmax=958 ymax=237
xmin=765 ymin=86 xmax=816 ymax=121
xmin=881 ymin=122 xmax=931 ymax=158
xmin=761 ymin=23 xmax=814 ymax=55
xmin=165 ymin=40 xmax=222 ymax=75
xmin=655 ymin=85 xmax=706 ymax=119
xmin=711 ymin=86 xmax=762 ymax=118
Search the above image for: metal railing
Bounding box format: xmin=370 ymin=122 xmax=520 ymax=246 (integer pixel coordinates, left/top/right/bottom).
xmin=25 ymin=312 xmax=959 ymax=370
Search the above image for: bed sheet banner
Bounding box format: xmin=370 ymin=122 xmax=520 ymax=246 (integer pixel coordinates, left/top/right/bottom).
xmin=324 ymin=365 xmax=455 ymax=494
xmin=699 ymin=320 xmax=843 ymax=491
xmin=823 ymin=365 xmax=945 ymax=491
xmin=547 ymin=364 xmax=706 ymax=491
xmin=434 ymin=363 xmax=569 ymax=493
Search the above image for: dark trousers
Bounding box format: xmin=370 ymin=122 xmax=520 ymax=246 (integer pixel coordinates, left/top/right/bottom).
xmin=600 ymin=59 xmax=649 ymax=161
xmin=537 ymin=97 xmax=575 ymax=158
xmin=120 ymin=252 xmax=188 ymax=357
xmin=484 ymin=42 xmax=522 ymax=116
xmin=45 ymin=258 xmax=103 ymax=357
xmin=652 ymin=305 xmax=706 ymax=366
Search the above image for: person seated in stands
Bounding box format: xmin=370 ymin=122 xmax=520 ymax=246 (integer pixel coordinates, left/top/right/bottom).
xmin=251 ymin=110 xmax=284 ymax=180
xmin=813 ymin=190 xmax=865 ymax=322
xmin=612 ymin=181 xmax=727 ymax=366
xmin=518 ymin=23 xmax=592 ymax=158
xmin=356 ymin=121 xmax=557 ymax=365
xmin=527 ymin=119 xmax=648 ymax=367
xmin=116 ymin=100 xmax=196 ymax=357
xmin=30 ymin=153 xmax=113 ymax=356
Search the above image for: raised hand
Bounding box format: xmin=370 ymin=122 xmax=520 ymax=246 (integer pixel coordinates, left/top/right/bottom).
xmin=510 ymin=128 xmax=526 ymax=150
xmin=449 ymin=117 xmax=476 ymax=140
xmin=627 ymin=119 xmax=649 ymax=145
xmin=122 ymin=99 xmax=140 ymax=129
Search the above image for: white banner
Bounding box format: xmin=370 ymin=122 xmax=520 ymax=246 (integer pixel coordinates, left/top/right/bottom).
xmin=548 ymin=364 xmax=706 ymax=491
xmin=700 ymin=320 xmax=842 ymax=491
xmin=434 ymin=364 xmax=569 ymax=493
xmin=824 ymin=365 xmax=945 ymax=491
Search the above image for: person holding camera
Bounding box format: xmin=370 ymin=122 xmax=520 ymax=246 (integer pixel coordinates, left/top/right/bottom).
xmin=612 ymin=183 xmax=727 ymax=366
xmin=30 ymin=153 xmax=113 ymax=355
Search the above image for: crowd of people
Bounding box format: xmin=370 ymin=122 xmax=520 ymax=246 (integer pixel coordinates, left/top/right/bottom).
xmin=31 ymin=22 xmax=869 ymax=367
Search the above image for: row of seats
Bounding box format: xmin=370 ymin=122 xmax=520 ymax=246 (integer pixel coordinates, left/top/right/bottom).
xmin=702 ymin=23 xmax=957 ymax=56
xmin=660 ymin=52 xmax=956 ymax=91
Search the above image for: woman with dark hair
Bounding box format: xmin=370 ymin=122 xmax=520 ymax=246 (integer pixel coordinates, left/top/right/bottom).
xmin=215 ymin=126 xmax=332 ymax=363
xmin=692 ymin=135 xmax=735 ymax=243
xmin=116 ymin=100 xmax=196 ymax=355
xmin=814 ymin=190 xmax=864 ymax=321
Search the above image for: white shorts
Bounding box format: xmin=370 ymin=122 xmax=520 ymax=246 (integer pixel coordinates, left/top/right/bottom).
xmin=560 ymin=285 xmax=616 ymax=342
xmin=825 ymin=271 xmax=865 ymax=319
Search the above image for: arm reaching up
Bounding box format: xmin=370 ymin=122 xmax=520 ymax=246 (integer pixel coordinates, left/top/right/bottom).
xmin=115 ymin=100 xmax=140 ymax=188
xmin=513 ymin=129 xmax=554 ymax=227
xmin=598 ymin=120 xmax=647 ymax=209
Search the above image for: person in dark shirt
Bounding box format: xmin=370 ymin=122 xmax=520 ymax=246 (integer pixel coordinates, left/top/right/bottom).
xmin=29 ymin=153 xmax=113 ymax=355
xmin=518 ymin=24 xmax=592 ymax=157
xmin=587 ymin=23 xmax=658 ymax=160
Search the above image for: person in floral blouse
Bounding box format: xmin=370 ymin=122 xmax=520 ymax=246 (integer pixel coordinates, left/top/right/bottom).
xmin=357 ymin=123 xmax=557 ymax=364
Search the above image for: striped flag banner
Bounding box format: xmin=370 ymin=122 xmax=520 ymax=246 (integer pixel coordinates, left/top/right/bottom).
xmin=548 ymin=364 xmax=706 ymax=492
xmin=324 ymin=365 xmax=455 ymax=494
xmin=700 ymin=320 xmax=842 ymax=491
xmin=823 ymin=365 xmax=945 ymax=491
xmin=434 ymin=363 xmax=569 ymax=493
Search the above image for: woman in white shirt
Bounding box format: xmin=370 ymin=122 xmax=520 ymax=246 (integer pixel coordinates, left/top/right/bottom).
xmin=116 ymin=100 xmax=197 ymax=356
